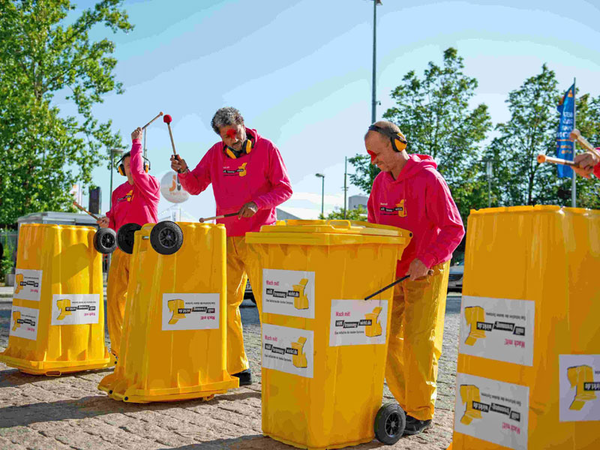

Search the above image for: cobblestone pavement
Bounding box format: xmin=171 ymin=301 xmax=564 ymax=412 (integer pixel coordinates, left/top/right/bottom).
xmin=0 ymin=294 xmax=461 ymax=450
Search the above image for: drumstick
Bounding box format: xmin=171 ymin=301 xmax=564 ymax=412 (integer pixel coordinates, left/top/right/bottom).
xmin=73 ymin=201 xmax=100 ymax=220
xmin=570 ymin=129 xmax=600 ymax=158
xmin=199 ymin=212 xmax=239 ymax=223
xmin=142 ymin=112 xmax=163 ymax=130
xmin=364 ymin=270 xmax=434 ymax=300
xmin=537 ymin=154 xmax=578 ymax=167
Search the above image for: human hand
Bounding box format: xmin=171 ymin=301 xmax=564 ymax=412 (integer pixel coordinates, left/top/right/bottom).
xmin=131 ymin=127 xmax=143 ymax=141
xmin=573 ymin=152 xmax=599 ymax=178
xmin=238 ymin=202 xmax=258 ymax=219
xmin=170 ymin=154 xmax=188 ymax=173
xmin=97 ymin=217 xmax=110 ymax=228
xmin=407 ymin=258 xmax=432 ymax=281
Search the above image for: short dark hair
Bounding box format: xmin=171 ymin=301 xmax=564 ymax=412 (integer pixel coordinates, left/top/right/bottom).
xmin=211 ymin=107 xmax=244 ymax=134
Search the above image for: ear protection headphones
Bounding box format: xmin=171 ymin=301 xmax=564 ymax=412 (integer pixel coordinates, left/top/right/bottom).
xmin=117 ymin=152 xmax=150 ymax=176
xmin=225 ymin=135 xmax=254 ymax=159
xmin=368 ymin=125 xmax=407 ymax=153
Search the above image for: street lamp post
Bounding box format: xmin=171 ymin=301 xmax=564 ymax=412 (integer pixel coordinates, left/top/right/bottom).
xmin=315 ymin=173 xmax=325 ymax=218
xmin=486 ymin=160 xmax=493 ymax=208
xmin=109 ymin=148 xmax=124 ymax=210
xmin=372 ymin=0 xmax=382 ymax=123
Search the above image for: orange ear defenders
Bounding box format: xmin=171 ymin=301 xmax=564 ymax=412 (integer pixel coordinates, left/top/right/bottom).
xmin=225 ymin=135 xmax=254 ymax=159
xmin=117 ymin=153 xmax=150 ymax=176
xmin=368 ymin=124 xmax=407 ymax=153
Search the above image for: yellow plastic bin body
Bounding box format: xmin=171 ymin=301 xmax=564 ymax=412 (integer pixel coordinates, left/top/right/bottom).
xmin=0 ymin=224 xmax=110 ymax=375
xmin=98 ymin=222 xmax=239 ymax=403
xmin=246 ymin=220 xmax=412 ymax=450
xmin=451 ymin=206 xmax=600 ymax=450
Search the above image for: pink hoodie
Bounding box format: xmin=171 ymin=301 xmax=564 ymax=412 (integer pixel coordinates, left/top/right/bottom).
xmin=368 ymin=154 xmax=465 ymax=277
xmin=594 ymin=150 xmax=600 ymax=178
xmin=106 ymin=139 xmax=160 ymax=232
xmin=178 ymin=128 xmax=293 ymax=236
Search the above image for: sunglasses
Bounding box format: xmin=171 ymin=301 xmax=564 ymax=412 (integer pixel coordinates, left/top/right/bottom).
xmin=367 ymin=149 xmax=377 ymax=164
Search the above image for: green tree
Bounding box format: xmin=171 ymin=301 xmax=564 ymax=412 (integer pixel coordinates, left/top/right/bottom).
xmin=350 ymin=48 xmax=492 ymax=219
xmin=320 ymin=205 xmax=368 ymax=221
xmin=0 ymin=0 xmax=133 ymax=225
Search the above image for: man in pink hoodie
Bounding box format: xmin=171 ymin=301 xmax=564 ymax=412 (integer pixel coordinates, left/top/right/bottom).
xmin=98 ymin=127 xmax=160 ymax=360
xmin=170 ymin=107 xmax=293 ymax=386
xmin=365 ymin=121 xmax=465 ymax=435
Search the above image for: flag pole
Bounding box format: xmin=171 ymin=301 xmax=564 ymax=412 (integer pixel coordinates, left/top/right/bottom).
xmin=572 ymin=77 xmax=577 ymax=208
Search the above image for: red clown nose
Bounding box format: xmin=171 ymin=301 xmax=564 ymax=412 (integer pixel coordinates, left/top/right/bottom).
xmin=367 ymin=149 xmax=376 ymax=164
xmin=226 ymin=128 xmax=237 ymax=139
xmin=163 ymin=114 xmax=173 ymax=124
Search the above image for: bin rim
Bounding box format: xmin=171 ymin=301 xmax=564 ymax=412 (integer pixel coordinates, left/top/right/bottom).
xmin=469 ymin=205 xmax=600 ymax=216
xmin=253 ymin=219 xmax=412 ymax=237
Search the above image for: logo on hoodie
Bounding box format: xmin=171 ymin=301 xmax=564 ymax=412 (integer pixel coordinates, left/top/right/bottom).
xmin=379 ymin=200 xmax=407 ymax=217
xmin=117 ymin=189 xmax=134 ymax=203
xmin=223 ymin=162 xmax=247 ymax=177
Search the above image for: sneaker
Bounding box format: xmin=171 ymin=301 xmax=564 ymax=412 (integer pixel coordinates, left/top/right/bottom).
xmin=403 ymin=415 xmax=432 ymax=435
xmin=232 ymin=369 xmax=252 ymax=386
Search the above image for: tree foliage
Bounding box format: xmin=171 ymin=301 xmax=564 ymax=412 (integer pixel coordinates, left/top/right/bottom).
xmin=0 ymin=0 xmax=133 ymax=225
xmin=320 ymin=205 xmax=368 ymax=221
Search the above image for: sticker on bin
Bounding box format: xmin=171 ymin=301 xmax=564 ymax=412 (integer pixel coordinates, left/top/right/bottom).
xmin=162 ymin=293 xmax=220 ymax=331
xmin=13 ymin=269 xmax=43 ymax=302
xmin=9 ymin=305 xmax=39 ymax=341
xmin=262 ymin=269 xmax=315 ymax=319
xmin=329 ymin=299 xmax=388 ymax=347
xmin=51 ymin=294 xmax=100 ymax=325
xmin=559 ymin=354 xmax=600 ymax=422
xmin=459 ymin=296 xmax=534 ymax=366
xmin=454 ymin=372 xmax=529 ymax=450
xmin=262 ymin=324 xmax=314 ymax=378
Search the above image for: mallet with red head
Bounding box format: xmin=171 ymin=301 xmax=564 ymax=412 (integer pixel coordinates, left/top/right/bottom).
xmin=163 ymin=114 xmax=177 ymax=156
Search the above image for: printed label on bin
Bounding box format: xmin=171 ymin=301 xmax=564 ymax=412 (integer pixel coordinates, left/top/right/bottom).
xmin=329 ymin=299 xmax=388 ymax=347
xmin=162 ymin=293 xmax=220 ymax=331
xmin=9 ymin=305 xmax=39 ymax=340
xmin=454 ymin=372 xmax=529 ymax=450
xmin=262 ymin=269 xmax=315 ymax=319
xmin=13 ymin=269 xmax=43 ymax=302
xmin=262 ymin=324 xmax=314 ymax=378
xmin=51 ymin=294 xmax=100 ymax=325
xmin=559 ymin=354 xmax=600 ymax=422
xmin=459 ymin=296 xmax=534 ymax=366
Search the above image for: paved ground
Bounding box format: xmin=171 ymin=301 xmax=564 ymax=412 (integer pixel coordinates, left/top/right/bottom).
xmin=0 ymin=292 xmax=461 ymax=450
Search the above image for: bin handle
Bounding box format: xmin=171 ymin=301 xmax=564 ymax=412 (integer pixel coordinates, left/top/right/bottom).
xmin=327 ymin=220 xmax=352 ymax=229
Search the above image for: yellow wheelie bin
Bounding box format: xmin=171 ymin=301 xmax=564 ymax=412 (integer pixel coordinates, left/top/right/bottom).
xmin=246 ymin=220 xmax=412 ymax=450
xmin=0 ymin=223 xmax=115 ymax=375
xmin=98 ymin=221 xmax=239 ymax=402
xmin=450 ymin=206 xmax=600 ymax=450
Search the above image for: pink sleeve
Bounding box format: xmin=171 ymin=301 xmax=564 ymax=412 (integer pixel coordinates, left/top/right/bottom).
xmin=594 ymin=150 xmax=600 ymax=179
xmin=418 ymin=174 xmax=465 ymax=269
xmin=253 ymin=145 xmax=293 ymax=210
xmin=130 ymin=140 xmax=160 ymax=202
xmin=367 ymin=185 xmax=377 ymax=223
xmin=178 ymin=149 xmax=213 ymax=195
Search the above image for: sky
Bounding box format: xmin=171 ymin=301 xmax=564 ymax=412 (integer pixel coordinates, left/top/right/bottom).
xmin=65 ymin=0 xmax=600 ymax=220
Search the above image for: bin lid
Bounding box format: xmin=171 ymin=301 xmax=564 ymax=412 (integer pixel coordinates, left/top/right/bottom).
xmin=246 ymin=220 xmax=412 ymax=246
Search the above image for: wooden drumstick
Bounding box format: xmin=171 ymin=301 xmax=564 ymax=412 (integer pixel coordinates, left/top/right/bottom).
xmin=570 ymin=129 xmax=600 ymax=158
xmin=199 ymin=212 xmax=239 ymax=223
xmin=73 ymin=201 xmax=100 ymax=220
xmin=163 ymin=114 xmax=177 ymax=156
xmin=537 ymin=154 xmax=578 ymax=167
xmin=142 ymin=112 xmax=163 ymax=130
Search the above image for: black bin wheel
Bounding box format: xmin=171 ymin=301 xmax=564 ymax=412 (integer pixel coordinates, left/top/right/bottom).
xmin=116 ymin=223 xmax=142 ymax=254
xmin=94 ymin=228 xmax=117 ymax=254
xmin=150 ymin=221 xmax=183 ymax=255
xmin=374 ymin=403 xmax=406 ymax=445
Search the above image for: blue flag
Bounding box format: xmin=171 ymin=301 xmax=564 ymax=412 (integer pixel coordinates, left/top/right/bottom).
xmin=556 ymin=84 xmax=575 ymax=178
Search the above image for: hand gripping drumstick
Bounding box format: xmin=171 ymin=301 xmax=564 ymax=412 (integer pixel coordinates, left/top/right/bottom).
xmin=142 ymin=112 xmax=163 ymax=130
xmin=73 ymin=201 xmax=100 ymax=220
xmin=199 ymin=212 xmax=239 ymax=223
xmin=570 ymin=129 xmax=600 ymax=158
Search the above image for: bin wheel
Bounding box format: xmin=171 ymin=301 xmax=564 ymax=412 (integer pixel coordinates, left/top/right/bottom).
xmin=374 ymin=403 xmax=405 ymax=445
xmin=150 ymin=221 xmax=183 ymax=255
xmin=94 ymin=228 xmax=117 ymax=254
xmin=116 ymin=223 xmax=142 ymax=254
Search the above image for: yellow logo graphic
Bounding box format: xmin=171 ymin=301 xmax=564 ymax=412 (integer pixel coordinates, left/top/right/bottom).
xmin=12 ymin=311 xmax=21 ymax=331
xmin=56 ymin=299 xmax=72 ymax=321
xmin=464 ymin=306 xmax=487 ymax=346
xmin=396 ymin=199 xmax=407 ymax=217
xmin=460 ymin=385 xmax=483 ymax=425
xmin=238 ymin=162 xmax=247 ymax=177
xmin=168 ymin=299 xmax=186 ymax=325
xmin=15 ymin=273 xmax=24 ymax=294
xmin=293 ymin=278 xmax=310 ymax=310
xmin=292 ymin=337 xmax=308 ymax=368
xmin=365 ymin=307 xmax=383 ymax=337
xmin=568 ymin=365 xmax=597 ymax=410
xmin=126 ymin=189 xmax=134 ymax=202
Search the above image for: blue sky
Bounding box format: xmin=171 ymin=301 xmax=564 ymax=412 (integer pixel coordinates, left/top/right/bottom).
xmin=67 ymin=0 xmax=600 ymax=220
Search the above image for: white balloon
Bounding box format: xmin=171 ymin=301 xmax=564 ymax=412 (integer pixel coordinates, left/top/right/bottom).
xmin=160 ymin=171 xmax=190 ymax=204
